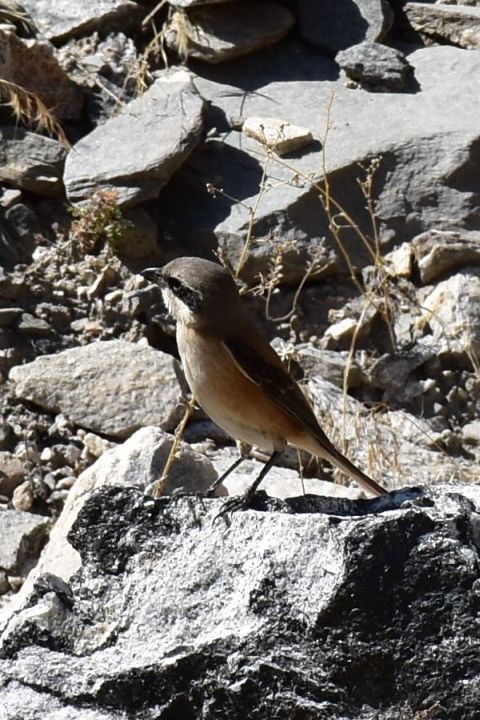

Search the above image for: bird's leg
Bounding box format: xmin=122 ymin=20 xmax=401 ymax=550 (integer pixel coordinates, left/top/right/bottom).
xmin=205 ymin=442 xmax=252 ymax=497
xmin=215 ymin=450 xmax=282 ymax=518
xmin=205 ymin=455 xmax=246 ymax=497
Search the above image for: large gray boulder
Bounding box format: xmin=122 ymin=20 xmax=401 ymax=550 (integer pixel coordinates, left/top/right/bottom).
xmin=161 ymin=43 xmax=480 ymax=282
xmin=0 ymin=483 xmax=479 ymax=718
xmin=64 ymin=70 xmax=205 ymax=207
xmin=9 ymin=340 xmax=187 ymax=439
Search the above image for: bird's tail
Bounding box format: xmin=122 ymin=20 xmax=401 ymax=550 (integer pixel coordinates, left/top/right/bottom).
xmin=322 ymin=443 xmax=386 ymax=497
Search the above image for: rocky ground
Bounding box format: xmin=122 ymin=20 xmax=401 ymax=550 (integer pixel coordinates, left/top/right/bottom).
xmin=0 ymin=1 xmax=480 ymax=716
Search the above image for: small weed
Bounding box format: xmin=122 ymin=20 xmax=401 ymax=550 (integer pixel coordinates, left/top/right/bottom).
xmin=69 ymin=190 xmax=133 ymax=256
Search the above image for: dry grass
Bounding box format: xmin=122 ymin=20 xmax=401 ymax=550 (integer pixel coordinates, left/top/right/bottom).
xmin=0 ymin=79 xmax=70 ymax=147
xmin=0 ymin=0 xmax=34 ymax=34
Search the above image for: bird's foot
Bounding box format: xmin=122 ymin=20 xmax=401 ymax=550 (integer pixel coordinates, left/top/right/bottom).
xmin=213 ymin=489 xmax=256 ymax=521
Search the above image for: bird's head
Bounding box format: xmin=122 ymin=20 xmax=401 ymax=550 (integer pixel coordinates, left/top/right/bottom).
xmin=142 ymin=257 xmax=243 ymax=331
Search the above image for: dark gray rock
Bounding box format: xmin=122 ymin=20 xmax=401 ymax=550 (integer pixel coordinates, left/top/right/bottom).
xmin=0 ymin=126 xmax=66 ymax=196
xmin=21 ymin=0 xmax=142 ymax=43
xmin=9 ymin=340 xmax=187 ymax=439
xmin=166 ymin=2 xmax=295 ymax=63
xmin=1 ymin=484 xmax=479 ymax=718
xmin=64 ymin=70 xmax=205 ymax=207
xmin=337 ymin=41 xmax=412 ymax=90
xmin=0 ymin=510 xmax=49 ymax=575
xmin=0 ymin=308 xmax=23 ymax=328
xmin=0 ymin=218 xmax=19 ymax=267
xmin=298 ymin=0 xmax=393 ymax=53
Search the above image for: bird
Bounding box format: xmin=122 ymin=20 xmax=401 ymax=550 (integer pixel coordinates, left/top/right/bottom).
xmin=142 ymin=257 xmax=386 ymax=511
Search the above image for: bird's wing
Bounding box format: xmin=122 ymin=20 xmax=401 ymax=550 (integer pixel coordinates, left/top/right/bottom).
xmin=223 ymin=334 xmax=337 ymax=452
xmin=224 ymin=331 xmax=386 ymax=497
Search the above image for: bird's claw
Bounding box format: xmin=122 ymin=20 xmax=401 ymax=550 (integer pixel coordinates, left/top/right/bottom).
xmin=213 ymin=490 xmax=255 ymax=521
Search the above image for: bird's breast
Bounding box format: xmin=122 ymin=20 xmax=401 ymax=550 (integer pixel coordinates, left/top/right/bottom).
xmin=176 ymin=325 xmax=298 ymax=452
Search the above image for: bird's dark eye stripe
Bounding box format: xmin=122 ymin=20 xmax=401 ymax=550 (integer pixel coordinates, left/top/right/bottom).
xmin=166 ymin=276 xmax=183 ymax=291
xmin=167 ymin=276 xmax=202 ymax=310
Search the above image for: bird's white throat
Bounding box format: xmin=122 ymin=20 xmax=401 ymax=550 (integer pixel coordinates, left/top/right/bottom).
xmin=161 ymin=287 xmax=196 ymax=326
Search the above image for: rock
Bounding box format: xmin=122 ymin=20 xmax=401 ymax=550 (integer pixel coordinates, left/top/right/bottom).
xmin=384 ymin=241 xmax=413 ymax=277
xmin=0 ymin=308 xmax=23 ymax=327
xmin=9 ymin=340 xmax=187 ymax=439
xmin=210 ymin=446 xmax=362 ymax=499
xmin=336 ymin=41 xmax=412 ymax=90
xmin=0 ymin=216 xmax=19 ymax=266
xmin=461 ymin=420 xmax=480 ymax=446
xmin=162 ymin=43 xmax=480 ymax=283
xmin=109 ymin=207 xmax=159 ymax=258
xmin=56 ymin=32 xmax=140 ymax=123
xmin=11 ymin=481 xmax=35 ymax=512
xmin=166 ymin=3 xmax=295 ymax=63
xmin=0 ymin=126 xmax=66 ymax=196
xmin=0 ymin=571 xmax=9 ymax=595
xmin=0 ymin=510 xmax=49 ymax=574
xmin=0 ymin=453 xmax=25 ymax=496
xmin=294 ymin=345 xmax=363 ymax=388
xmin=405 ymin=2 xmax=480 ymax=49
xmin=1 ymin=485 xmax=479 ymax=718
xmin=297 ymin=0 xmax=393 ymax=52
xmin=306 ymin=376 xmax=476 ymax=487
xmin=81 ymin=432 xmax=115 ymax=460
xmin=323 ymin=300 xmax=379 ymax=348
xmin=172 ymin=0 xmax=234 ymax=6
xmin=64 ymin=70 xmax=205 ymax=207
xmin=0 ymin=427 xmax=217 ymax=625
xmin=21 ymin=0 xmax=142 ymax=43
xmin=242 ymin=116 xmax=313 ymax=155
xmin=16 ymin=313 xmax=52 ymax=337
xmin=323 ymin=317 xmax=359 ymax=344
xmin=419 ymin=269 xmax=480 ymax=357
xmin=0 ymin=27 xmax=83 ymax=121
xmin=412 ymin=229 xmax=480 ymax=284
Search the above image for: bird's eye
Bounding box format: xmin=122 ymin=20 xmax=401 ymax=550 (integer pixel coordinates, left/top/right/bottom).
xmin=167 ymin=277 xmax=183 ymax=293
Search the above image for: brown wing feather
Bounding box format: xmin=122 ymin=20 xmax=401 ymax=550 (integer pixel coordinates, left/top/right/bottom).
xmin=224 ymin=334 xmax=338 ymax=454
xmin=224 ymin=332 xmax=386 ymax=497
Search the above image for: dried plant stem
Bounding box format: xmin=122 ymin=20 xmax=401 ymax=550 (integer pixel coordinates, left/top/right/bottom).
xmin=155 ymin=395 xmax=196 ymax=498
xmin=235 ymin=152 xmax=272 ymax=278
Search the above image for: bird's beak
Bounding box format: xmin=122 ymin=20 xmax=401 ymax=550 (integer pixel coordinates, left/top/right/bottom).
xmin=141 ymin=267 xmax=166 ymax=286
